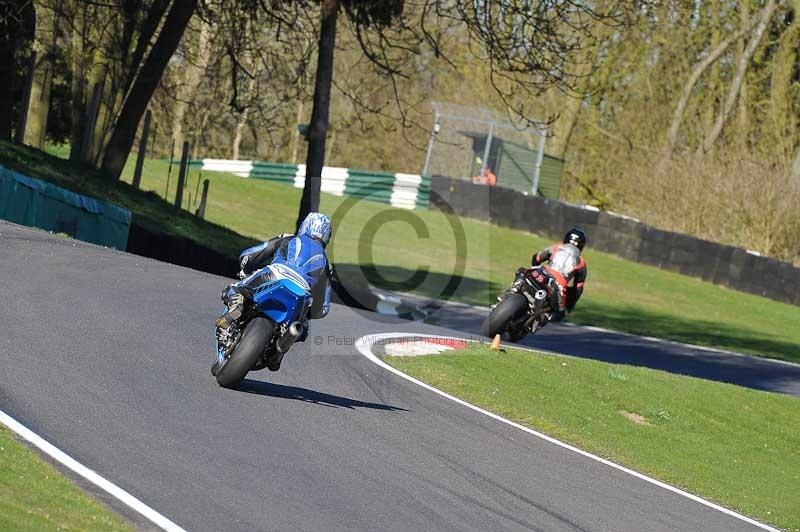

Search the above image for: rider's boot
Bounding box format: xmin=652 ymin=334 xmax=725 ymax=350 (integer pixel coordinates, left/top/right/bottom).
xmin=266 ymin=320 xmax=308 ymax=371
xmin=493 ymin=272 xmax=526 ymax=308
xmin=266 ymin=351 xmax=284 ymax=372
xmin=215 ymin=291 xmax=245 ymax=329
xmin=297 ymin=319 xmax=309 ymax=342
xmin=537 ymin=312 xmax=552 ymax=330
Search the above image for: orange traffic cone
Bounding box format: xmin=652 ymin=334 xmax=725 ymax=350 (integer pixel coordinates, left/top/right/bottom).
xmin=490 ymin=334 xmax=502 ymax=351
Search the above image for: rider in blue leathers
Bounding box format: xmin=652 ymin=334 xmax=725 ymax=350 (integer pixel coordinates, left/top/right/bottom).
xmin=215 ymin=213 xmax=333 ymax=368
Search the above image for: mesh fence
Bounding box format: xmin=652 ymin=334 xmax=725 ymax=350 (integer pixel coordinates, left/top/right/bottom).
xmin=422 ymin=102 xmax=553 ymax=197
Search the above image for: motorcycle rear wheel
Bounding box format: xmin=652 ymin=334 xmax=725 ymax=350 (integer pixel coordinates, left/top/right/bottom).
xmin=215 ymin=317 xmax=274 ymax=389
xmin=482 ymin=293 xmax=529 ymax=338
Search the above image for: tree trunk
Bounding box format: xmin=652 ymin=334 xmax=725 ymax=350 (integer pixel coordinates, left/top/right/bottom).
xmin=290 ymin=98 xmax=304 ymax=164
xmin=68 ymin=2 xmax=88 ymax=161
xmin=663 ymin=25 xmax=752 ymax=158
xmin=769 ymin=23 xmax=800 ymax=154
xmin=0 ymin=0 xmax=35 ymax=141
xmin=101 ymin=0 xmax=197 ymax=180
xmin=551 ymin=93 xmax=583 ymax=158
xmin=24 ymin=58 xmax=52 ymax=149
xmin=703 ymin=0 xmax=721 ymax=132
xmin=232 ymin=67 xmax=256 ymax=160
xmin=703 ymin=0 xmax=781 ymax=152
xmin=23 ymin=2 xmax=58 ymax=149
xmin=171 ymin=20 xmax=210 ymax=160
xmin=791 ymin=144 xmax=800 ymax=180
xmin=325 ymin=127 xmax=336 ymax=164
xmin=296 ymin=0 xmax=338 ymax=229
xmin=232 ymin=115 xmax=247 ymax=160
xmin=736 ymin=0 xmax=751 ymax=145
xmin=193 ymin=107 xmax=210 ymax=160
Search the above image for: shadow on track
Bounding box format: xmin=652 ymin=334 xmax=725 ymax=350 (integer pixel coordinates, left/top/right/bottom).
xmin=238 ymin=379 xmax=408 ymax=411
xmin=338 ymin=263 xmax=800 ymax=363
xmin=333 ymin=263 xmax=499 ymax=304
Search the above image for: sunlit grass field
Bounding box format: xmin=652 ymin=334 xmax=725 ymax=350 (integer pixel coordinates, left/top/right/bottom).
xmin=386 ymin=343 xmax=800 ymax=531
xmin=0 ymin=425 xmax=130 ymax=531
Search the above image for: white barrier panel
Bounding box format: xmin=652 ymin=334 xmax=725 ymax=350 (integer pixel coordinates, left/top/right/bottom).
xmin=198 ymin=159 xmax=427 ymax=210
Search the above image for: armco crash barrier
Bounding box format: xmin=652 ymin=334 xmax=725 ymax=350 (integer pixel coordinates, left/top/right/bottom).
xmin=191 ymin=159 xmax=430 ymax=210
xmin=0 ymin=164 xmax=131 ymax=250
xmin=430 ymin=176 xmax=800 ymax=306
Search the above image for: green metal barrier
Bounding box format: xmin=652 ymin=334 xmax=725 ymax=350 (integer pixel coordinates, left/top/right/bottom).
xmin=0 ymin=165 xmax=131 ymax=249
xmin=190 ymin=159 xmax=431 ymax=210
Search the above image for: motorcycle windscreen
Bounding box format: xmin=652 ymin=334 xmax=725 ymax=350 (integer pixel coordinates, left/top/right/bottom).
xmin=549 ymin=245 xmax=580 ymax=277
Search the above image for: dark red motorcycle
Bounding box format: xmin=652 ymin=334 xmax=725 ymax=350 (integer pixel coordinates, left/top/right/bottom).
xmin=482 ymin=267 xmax=557 ymax=342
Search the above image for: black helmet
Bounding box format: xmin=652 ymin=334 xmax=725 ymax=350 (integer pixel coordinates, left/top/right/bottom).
xmin=564 ymin=227 xmax=587 ymax=251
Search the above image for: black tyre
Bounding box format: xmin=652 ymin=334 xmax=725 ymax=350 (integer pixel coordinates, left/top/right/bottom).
xmin=482 ymin=293 xmax=528 ymax=338
xmin=215 ymin=317 xmax=274 ymax=389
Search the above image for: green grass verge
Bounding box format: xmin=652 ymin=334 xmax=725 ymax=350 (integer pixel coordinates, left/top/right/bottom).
xmin=2 ymin=142 xmax=799 ymax=361
xmin=385 ymin=344 xmax=800 ymax=531
xmin=0 ymin=425 xmax=130 ymax=531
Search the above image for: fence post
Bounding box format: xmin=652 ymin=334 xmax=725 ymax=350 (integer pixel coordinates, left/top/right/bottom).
xmin=480 ymin=121 xmax=494 ymax=178
xmin=196 ymin=179 xmax=210 ymax=219
xmin=531 ymin=122 xmax=547 ymax=195
xmin=165 ymin=138 xmax=175 ymax=199
xmin=132 ymin=109 xmax=152 ymax=189
xmin=150 ymin=123 xmax=158 ymax=156
xmin=175 ymin=141 xmax=189 ymax=208
xmin=422 ymin=110 xmax=440 ymax=177
xmin=193 ymin=172 xmax=202 ymax=209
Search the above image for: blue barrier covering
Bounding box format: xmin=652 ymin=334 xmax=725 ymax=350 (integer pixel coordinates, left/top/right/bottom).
xmin=0 ymin=164 xmax=132 ymax=249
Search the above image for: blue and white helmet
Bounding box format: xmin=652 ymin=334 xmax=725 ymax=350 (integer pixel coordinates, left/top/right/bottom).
xmin=298 ymin=212 xmax=332 ymax=246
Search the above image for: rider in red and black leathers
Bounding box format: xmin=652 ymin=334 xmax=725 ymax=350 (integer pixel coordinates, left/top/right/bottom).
xmin=529 ymin=227 xmax=588 ymax=322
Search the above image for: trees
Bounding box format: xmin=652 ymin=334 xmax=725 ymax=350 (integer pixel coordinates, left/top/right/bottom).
xmin=702 ymin=0 xmax=783 ymax=152
xmin=101 ymin=0 xmax=197 ymax=179
xmin=291 ymin=0 xmax=635 ymax=225
xmin=6 ymin=0 xmax=199 ymax=176
xmin=0 ymin=0 xmax=35 ymax=140
xmin=9 ymin=0 xmax=798 ymax=261
xmin=22 ymin=0 xmax=56 ymax=149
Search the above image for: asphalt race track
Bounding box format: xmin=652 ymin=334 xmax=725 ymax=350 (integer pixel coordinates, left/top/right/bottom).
xmin=0 ymin=220 xmax=773 ymax=531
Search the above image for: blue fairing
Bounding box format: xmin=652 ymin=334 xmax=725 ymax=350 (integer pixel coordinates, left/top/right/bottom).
xmin=252 ymin=278 xmax=308 ymax=324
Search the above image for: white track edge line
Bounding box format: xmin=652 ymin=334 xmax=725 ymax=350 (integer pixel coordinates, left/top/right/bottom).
xmin=0 ymin=410 xmax=186 ymax=532
xmin=355 ymin=332 xmax=780 ymax=532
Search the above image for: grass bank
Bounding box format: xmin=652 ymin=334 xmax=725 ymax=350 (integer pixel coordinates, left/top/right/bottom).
xmin=385 ymin=344 xmax=800 ymax=531
xmin=0 ymin=424 xmax=130 ymax=531
xmin=0 ymin=141 xmax=254 ymax=258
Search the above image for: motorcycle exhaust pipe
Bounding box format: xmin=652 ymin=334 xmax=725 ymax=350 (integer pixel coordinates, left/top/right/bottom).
xmin=276 ymin=321 xmax=304 ymax=353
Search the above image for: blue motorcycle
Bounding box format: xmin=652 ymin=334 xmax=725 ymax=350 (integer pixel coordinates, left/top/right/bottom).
xmin=211 ymin=264 xmax=309 ymax=388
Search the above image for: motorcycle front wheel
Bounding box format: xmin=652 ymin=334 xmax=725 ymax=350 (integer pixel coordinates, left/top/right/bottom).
xmin=482 ymin=293 xmax=529 ymax=338
xmin=215 ymin=317 xmax=274 ymax=389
